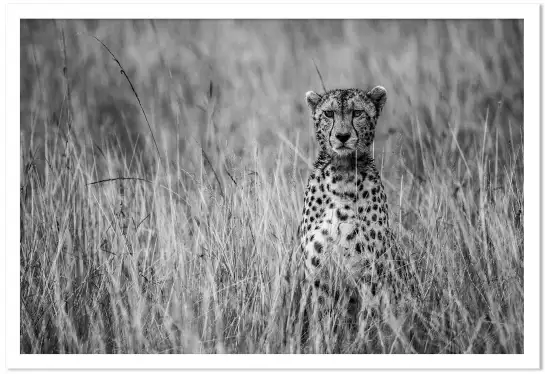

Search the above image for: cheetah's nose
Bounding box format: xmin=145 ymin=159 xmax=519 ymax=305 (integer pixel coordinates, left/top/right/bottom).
xmin=335 ymin=133 xmax=351 ymax=143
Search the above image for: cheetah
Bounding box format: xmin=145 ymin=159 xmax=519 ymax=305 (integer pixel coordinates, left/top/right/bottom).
xmin=298 ymin=86 xmax=410 ymax=329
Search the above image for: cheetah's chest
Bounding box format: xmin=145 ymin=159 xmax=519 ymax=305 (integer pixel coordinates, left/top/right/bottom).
xmin=301 ymin=167 xmax=390 ymax=270
xmin=318 ymin=177 xmax=359 ymax=249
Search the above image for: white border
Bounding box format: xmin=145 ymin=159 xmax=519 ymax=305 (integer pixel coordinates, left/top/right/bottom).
xmin=3 ymin=2 xmax=542 ymax=19
xmin=6 ymin=2 xmax=540 ymax=370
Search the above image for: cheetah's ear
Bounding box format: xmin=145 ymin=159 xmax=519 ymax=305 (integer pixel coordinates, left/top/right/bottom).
xmin=367 ymin=86 xmax=387 ymax=115
xmin=305 ymin=91 xmax=321 ymax=112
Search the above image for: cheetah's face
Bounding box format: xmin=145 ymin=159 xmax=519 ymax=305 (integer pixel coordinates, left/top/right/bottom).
xmin=305 ymin=87 xmax=387 ymax=157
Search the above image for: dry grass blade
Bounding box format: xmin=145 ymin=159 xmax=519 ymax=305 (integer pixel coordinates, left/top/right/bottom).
xmin=87 ymin=177 xmax=152 ymax=186
xmin=76 ymin=32 xmax=162 ymax=163
xmin=312 ymin=58 xmax=327 ymax=93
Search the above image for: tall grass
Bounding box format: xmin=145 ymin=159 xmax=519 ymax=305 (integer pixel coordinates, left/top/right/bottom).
xmin=20 ymin=19 xmax=523 ymax=353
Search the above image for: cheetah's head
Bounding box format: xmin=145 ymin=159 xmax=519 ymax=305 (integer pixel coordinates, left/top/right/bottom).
xmin=305 ymin=87 xmax=387 ymax=157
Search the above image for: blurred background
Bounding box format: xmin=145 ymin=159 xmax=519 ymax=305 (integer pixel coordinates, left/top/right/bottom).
xmin=21 ymin=19 xmax=523 ymax=181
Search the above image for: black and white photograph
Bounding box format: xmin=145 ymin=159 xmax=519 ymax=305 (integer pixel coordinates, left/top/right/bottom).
xmin=5 ymin=0 xmax=540 ymax=370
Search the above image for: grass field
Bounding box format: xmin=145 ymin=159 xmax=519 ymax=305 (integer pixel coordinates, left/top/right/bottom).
xmin=20 ymin=19 xmax=523 ymax=354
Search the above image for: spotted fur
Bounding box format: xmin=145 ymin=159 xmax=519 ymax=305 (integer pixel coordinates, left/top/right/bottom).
xmin=298 ymin=86 xmax=406 ymax=318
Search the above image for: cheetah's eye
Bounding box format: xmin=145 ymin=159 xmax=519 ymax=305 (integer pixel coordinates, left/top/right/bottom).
xmin=353 ymin=110 xmax=365 ymax=118
xmin=323 ymin=111 xmax=334 ymax=118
